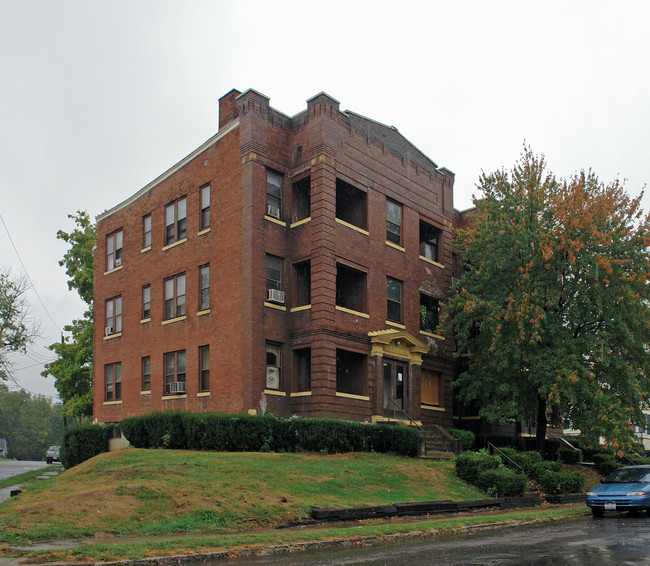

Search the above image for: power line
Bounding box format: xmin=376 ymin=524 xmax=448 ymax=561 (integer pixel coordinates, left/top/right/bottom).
xmin=0 ymin=361 xmax=59 ymax=400
xmin=0 ymin=213 xmax=63 ymax=333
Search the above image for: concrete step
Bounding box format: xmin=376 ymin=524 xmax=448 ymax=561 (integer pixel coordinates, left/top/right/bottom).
xmin=419 ymin=450 xmax=456 ymax=460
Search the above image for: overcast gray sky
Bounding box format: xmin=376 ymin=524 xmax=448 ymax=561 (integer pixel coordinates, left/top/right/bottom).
xmin=1 ymin=0 xmax=649 ymax=399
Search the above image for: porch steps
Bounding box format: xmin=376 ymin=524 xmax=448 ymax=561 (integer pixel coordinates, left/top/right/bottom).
xmin=418 ymin=425 xmax=462 ymax=460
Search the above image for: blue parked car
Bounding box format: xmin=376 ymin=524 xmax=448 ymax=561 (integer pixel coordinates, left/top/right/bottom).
xmin=586 ymin=465 xmax=650 ymax=517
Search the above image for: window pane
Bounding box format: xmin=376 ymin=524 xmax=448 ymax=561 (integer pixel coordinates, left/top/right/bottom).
xmin=266 ymin=344 xmax=281 ymax=366
xmin=387 ymin=201 xmax=401 ymax=224
xmin=115 ymin=297 xmax=122 ymax=315
xmin=201 ymin=346 xmax=209 ymax=369
xmin=106 ymin=300 xmax=114 ymax=318
xmin=143 ymin=286 xmax=150 ymax=304
xmin=201 ymin=186 xmax=210 ymax=207
xmin=164 ymin=279 xmax=174 ymax=300
xmin=387 ymin=279 xmax=401 ymax=302
xmin=177 ymin=351 xmax=186 ymax=372
xmin=200 ymin=266 xmax=209 ymax=287
xmin=116 ymin=231 xmax=123 ymax=249
xmin=177 ymin=274 xmax=185 ymax=296
xmin=166 ymin=204 xmax=174 ymax=226
xmin=107 ymin=237 xmax=114 ymax=254
xmin=143 ymin=357 xmax=150 ymax=374
xmin=177 ymin=198 xmax=186 ymax=220
xmin=165 ymin=353 xmax=174 ymax=375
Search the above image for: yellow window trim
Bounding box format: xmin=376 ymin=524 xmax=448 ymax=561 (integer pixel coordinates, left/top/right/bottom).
xmin=162 ymin=315 xmax=187 ymax=326
xmin=290 ymin=391 xmax=312 ymax=397
xmin=385 ymin=241 xmax=405 ymax=253
xmin=264 ymin=215 xmax=287 ymax=227
xmin=290 ymin=217 xmax=311 ymax=228
xmin=335 ymin=392 xmax=370 ymax=401
xmin=162 ymin=237 xmax=187 ymax=252
xmin=335 ymin=218 xmax=369 ymax=236
xmin=335 ymin=306 xmax=369 ymax=318
xmin=264 ymin=301 xmax=287 ymax=312
xmin=103 ymin=400 xmax=122 ymax=406
xmin=420 ymin=330 xmax=445 ymax=341
xmin=197 ymin=392 xmax=211 ymax=397
xmin=140 ymin=390 xmax=151 ymax=395
xmin=264 ymin=389 xmax=286 ymax=397
xmin=141 ymin=246 xmax=152 ymax=254
xmin=104 ymin=265 xmax=124 ymax=276
xmin=198 ymin=227 xmax=211 ymax=236
xmin=290 ymin=304 xmax=311 ymax=313
xmin=140 ymin=318 xmax=151 ymax=324
xmin=197 ymin=309 xmax=211 ymax=317
xmin=103 ymin=332 xmax=122 ymax=341
xmin=386 ymin=320 xmax=406 ymax=330
xmin=419 ymin=255 xmax=444 ymax=269
xmin=421 ymin=404 xmax=445 ymax=412
xmin=162 ymin=394 xmax=187 ymax=400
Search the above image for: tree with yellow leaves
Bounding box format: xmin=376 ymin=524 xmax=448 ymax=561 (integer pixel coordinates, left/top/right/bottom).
xmin=448 ymin=147 xmax=650 ymax=453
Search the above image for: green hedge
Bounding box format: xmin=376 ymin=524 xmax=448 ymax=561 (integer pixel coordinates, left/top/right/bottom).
xmin=448 ymin=429 xmax=475 ymax=451
xmin=474 ymin=435 xmax=562 ymax=460
xmin=60 ymin=424 xmax=112 ymax=469
xmin=475 ymin=468 xmax=527 ymax=497
xmin=558 ymin=447 xmax=583 ymax=465
xmin=535 ymin=469 xmax=585 ymax=495
xmin=498 ymin=447 xmax=542 ymax=474
xmin=455 ymin=450 xmax=501 ymax=483
xmin=119 ymin=412 xmax=419 ymax=456
xmin=593 ymin=453 xmax=622 ymax=476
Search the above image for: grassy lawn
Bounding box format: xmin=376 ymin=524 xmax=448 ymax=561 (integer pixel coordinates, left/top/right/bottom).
xmin=0 ymin=449 xmax=486 ymax=545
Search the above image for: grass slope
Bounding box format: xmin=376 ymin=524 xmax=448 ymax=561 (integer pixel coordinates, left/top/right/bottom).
xmin=0 ymin=449 xmax=485 ymax=544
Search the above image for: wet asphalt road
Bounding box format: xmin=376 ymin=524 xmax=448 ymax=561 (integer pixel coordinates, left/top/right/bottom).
xmin=226 ymin=515 xmax=650 ymax=565
xmin=0 ymin=460 xmax=50 ymax=503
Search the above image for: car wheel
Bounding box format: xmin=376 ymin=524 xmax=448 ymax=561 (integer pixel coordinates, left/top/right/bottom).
xmin=591 ymin=508 xmax=605 ymax=518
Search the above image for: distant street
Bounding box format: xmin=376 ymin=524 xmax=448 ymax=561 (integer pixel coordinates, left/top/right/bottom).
xmin=0 ymin=460 xmax=48 ymax=481
xmin=228 ymin=515 xmax=650 ymax=565
xmin=0 ymin=460 xmax=50 ymax=504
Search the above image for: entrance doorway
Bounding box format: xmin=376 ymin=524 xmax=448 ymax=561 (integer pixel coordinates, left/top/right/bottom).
xmin=383 ymin=360 xmax=407 ymax=416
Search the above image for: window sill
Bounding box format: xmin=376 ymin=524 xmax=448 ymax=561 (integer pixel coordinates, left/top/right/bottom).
xmin=335 ymin=305 xmax=369 ymax=319
xmin=420 ymin=330 xmax=445 ymax=341
xmin=264 ymin=301 xmax=287 ymax=311
xmin=197 ymin=309 xmax=211 ymax=317
xmin=141 ymin=390 xmax=151 ymax=395
xmin=421 ymin=404 xmax=445 ymax=412
xmin=162 ymin=238 xmax=187 ymax=252
xmin=264 ymin=389 xmax=286 ymax=397
xmin=103 ymin=400 xmax=122 ymax=406
xmin=419 ymin=255 xmax=444 ymax=269
xmin=103 ymin=332 xmax=122 ymax=341
xmin=162 ymin=315 xmax=187 ymax=326
xmin=140 ymin=317 xmax=151 ymax=324
xmin=335 ymin=392 xmax=370 ymax=401
xmin=290 ymin=217 xmax=311 ymax=228
xmin=198 ymin=227 xmax=211 ymax=236
xmin=141 ymin=246 xmax=152 ymax=254
xmin=104 ymin=265 xmax=124 ymax=276
xmin=386 ymin=320 xmax=406 ymax=330
xmin=197 ymin=391 xmax=210 ymax=397
xmin=335 ymin=218 xmax=369 ymax=236
xmin=290 ymin=391 xmax=312 ymax=397
xmin=385 ymin=241 xmax=405 ymax=253
xmin=161 ymin=394 xmax=187 ymax=400
xmin=290 ymin=304 xmax=311 ymax=313
xmin=264 ymin=215 xmax=287 ymax=227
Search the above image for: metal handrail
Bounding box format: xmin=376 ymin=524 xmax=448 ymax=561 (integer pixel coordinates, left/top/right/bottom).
xmin=386 ymin=397 xmax=424 ymax=433
xmin=487 ymin=442 xmax=524 ymax=472
xmin=529 ymin=419 xmax=581 ymax=451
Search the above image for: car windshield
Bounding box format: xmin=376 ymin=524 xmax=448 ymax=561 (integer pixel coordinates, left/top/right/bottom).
xmin=605 ymin=468 xmax=650 ymax=483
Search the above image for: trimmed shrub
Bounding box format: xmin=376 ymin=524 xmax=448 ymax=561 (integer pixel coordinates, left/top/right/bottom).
xmin=475 ymin=468 xmax=527 ymax=497
xmin=593 ymin=453 xmax=622 ymax=476
xmin=119 ymin=412 xmax=419 ymax=457
xmin=536 ymin=469 xmax=585 ymax=495
xmin=455 ymin=450 xmax=501 ymax=483
xmin=474 ymin=435 xmax=562 ymax=461
xmin=448 ymin=429 xmax=475 ymax=451
xmin=498 ymin=447 xmax=542 ymax=474
xmin=530 ymin=460 xmax=562 ymax=482
xmin=60 ymin=424 xmax=111 ymax=468
xmin=558 ymin=447 xmax=583 ymax=465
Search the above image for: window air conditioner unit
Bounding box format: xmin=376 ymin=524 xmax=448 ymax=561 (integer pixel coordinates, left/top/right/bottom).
xmin=104 ymin=326 xmax=113 ymax=336
xmin=266 ymin=205 xmax=281 ymax=219
xmin=115 ymin=257 xmax=122 ymax=266
xmin=266 ymin=367 xmax=280 ymax=389
xmin=167 ymin=381 xmax=186 ymax=394
xmin=267 ymin=289 xmax=285 ymax=304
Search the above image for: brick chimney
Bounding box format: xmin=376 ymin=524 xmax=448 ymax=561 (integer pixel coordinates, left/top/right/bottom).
xmin=218 ymin=88 xmax=242 ymax=130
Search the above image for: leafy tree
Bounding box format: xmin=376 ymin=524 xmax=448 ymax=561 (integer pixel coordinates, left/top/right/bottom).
xmin=42 ymin=212 xmax=96 ymax=420
xmin=0 ymin=270 xmax=37 ymax=380
xmin=0 ymin=383 xmax=63 ymax=460
xmin=447 ymin=147 xmax=650 ymax=453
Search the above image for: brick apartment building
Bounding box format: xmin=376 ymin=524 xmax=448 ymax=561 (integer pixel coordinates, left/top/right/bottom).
xmin=93 ymin=88 xmax=458 ymax=429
